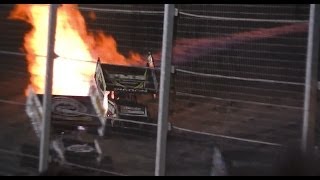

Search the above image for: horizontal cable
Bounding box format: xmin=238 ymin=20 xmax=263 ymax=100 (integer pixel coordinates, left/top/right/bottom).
xmin=91 ymin=17 xmax=163 ymax=24
xmin=78 ymin=6 xmax=164 ymax=15
xmin=181 ymin=4 xmax=309 ymax=9
xmin=176 ymin=68 xmax=304 ymax=82
xmin=0 ymin=147 xmax=126 ymax=176
xmin=179 ymin=62 xmax=305 ymax=73
xmin=179 ymin=11 xmax=308 ymax=23
xmin=0 ymin=50 xmax=161 ymax=71
xmin=0 ymin=95 xmax=302 ymax=135
xmin=0 ymin=88 xmax=301 ymax=121
xmin=0 ymin=98 xmax=158 ymax=127
xmin=0 ymin=148 xmax=38 ymax=159
xmin=0 ymin=49 xmax=305 ymax=86
xmin=176 ymin=88 xmax=303 ymax=109
xmin=0 ymin=97 xmax=289 ymax=147
xmin=175 ymin=85 xmax=303 ymax=100
xmin=176 ymin=69 xmax=304 ymax=86
xmin=64 ymin=162 xmax=126 ymax=176
xmin=0 ymin=99 xmax=26 ymax=106
xmin=0 ymin=69 xmax=30 ymax=76
xmin=0 ymin=66 xmax=302 ymax=101
xmin=186 ymin=53 xmax=306 ymax=65
xmin=175 ymin=98 xmax=301 ymax=121
xmin=0 ymin=103 xmax=301 ymax=136
xmin=0 ymin=46 xmax=305 ymax=68
xmin=173 ymin=126 xmax=283 ymax=147
xmin=172 ymin=42 xmax=307 ymax=56
xmin=176 ymin=91 xmax=303 ymax=110
xmin=178 ymin=9 xmax=309 ymax=17
xmin=0 ymin=50 xmax=32 ymax=57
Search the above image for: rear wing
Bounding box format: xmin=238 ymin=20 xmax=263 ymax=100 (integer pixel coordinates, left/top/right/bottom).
xmin=94 ymin=59 xmax=158 ymax=94
xmin=93 ymin=52 xmax=176 ymax=95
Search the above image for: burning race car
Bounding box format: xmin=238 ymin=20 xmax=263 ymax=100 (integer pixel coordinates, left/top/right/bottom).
xmin=23 ymin=87 xmax=110 ymax=168
xmin=90 ymin=52 xmax=174 ymax=136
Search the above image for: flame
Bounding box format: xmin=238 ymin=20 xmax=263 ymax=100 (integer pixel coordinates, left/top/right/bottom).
xmin=9 ymin=4 xmax=144 ymax=96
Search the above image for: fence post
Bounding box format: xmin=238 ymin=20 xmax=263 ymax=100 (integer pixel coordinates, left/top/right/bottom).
xmin=302 ymin=4 xmax=320 ymax=155
xmin=155 ymin=4 xmax=175 ymax=176
xmin=39 ymin=4 xmax=58 ymax=173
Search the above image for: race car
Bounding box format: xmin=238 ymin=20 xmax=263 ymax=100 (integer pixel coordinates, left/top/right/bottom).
xmin=24 ymin=87 xmax=107 ymax=166
xmin=90 ymin=52 xmax=174 ymax=136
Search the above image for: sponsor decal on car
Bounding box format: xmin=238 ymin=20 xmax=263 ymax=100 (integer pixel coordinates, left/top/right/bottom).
xmin=66 ymin=144 xmax=95 ymax=153
xmin=52 ymin=97 xmax=92 ymax=121
xmin=120 ymin=106 xmax=145 ymax=115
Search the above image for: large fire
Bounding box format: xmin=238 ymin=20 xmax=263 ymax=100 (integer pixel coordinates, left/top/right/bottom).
xmin=8 ymin=4 xmax=144 ymax=96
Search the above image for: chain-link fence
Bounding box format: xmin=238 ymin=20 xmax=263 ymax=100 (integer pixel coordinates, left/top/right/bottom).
xmin=0 ymin=4 xmax=318 ymax=176
xmin=165 ymin=4 xmax=312 ymax=175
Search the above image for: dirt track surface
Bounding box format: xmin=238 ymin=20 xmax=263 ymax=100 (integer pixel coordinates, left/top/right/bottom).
xmin=0 ymin=4 xmax=317 ymax=176
xmin=0 ymin=70 xmax=289 ymax=176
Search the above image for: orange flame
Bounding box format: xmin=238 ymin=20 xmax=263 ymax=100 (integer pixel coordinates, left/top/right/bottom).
xmin=9 ymin=4 xmax=144 ymax=96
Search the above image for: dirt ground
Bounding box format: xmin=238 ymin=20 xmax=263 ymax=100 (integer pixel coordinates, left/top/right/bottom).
xmin=0 ymin=74 xmax=296 ymax=176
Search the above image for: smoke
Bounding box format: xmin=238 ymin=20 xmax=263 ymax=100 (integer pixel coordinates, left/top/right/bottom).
xmin=153 ymin=22 xmax=308 ymax=65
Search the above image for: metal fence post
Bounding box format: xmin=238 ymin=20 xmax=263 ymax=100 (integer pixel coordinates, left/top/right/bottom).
xmin=155 ymin=4 xmax=175 ymax=176
xmin=302 ymin=4 xmax=320 ymax=155
xmin=39 ymin=4 xmax=58 ymax=173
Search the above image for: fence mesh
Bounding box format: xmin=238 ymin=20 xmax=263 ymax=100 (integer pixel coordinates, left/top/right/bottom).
xmin=0 ymin=4 xmax=318 ymax=176
xmin=166 ymin=4 xmax=310 ymax=175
